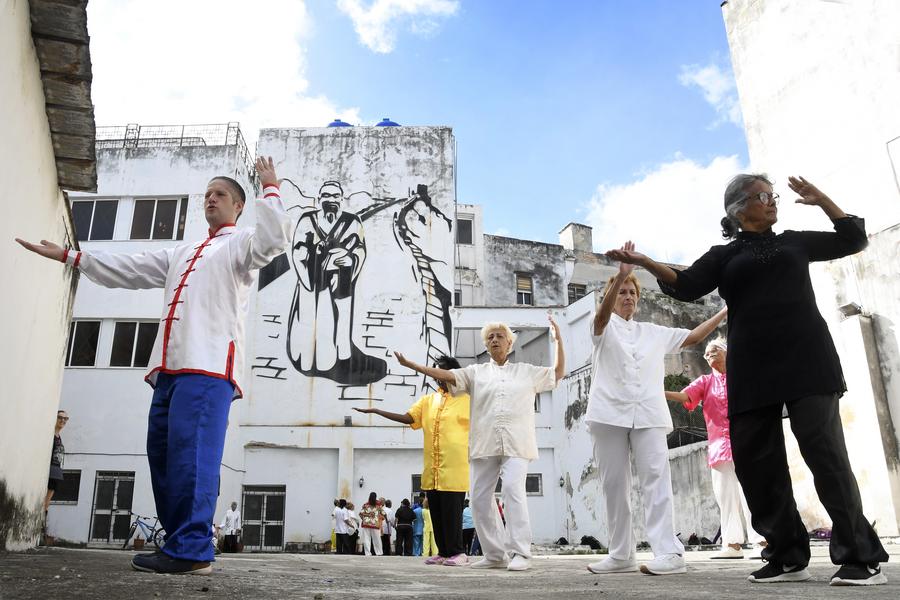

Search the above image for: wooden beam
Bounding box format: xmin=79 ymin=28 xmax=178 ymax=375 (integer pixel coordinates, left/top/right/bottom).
xmin=46 ymin=106 xmax=96 ymax=135
xmin=30 ymin=1 xmax=89 ymax=43
xmin=34 ymin=38 xmax=92 ymax=79
xmin=51 ymin=132 xmax=96 ymax=161
xmin=56 ymin=159 xmax=97 ymax=193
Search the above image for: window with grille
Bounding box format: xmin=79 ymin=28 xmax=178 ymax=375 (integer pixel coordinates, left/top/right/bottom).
xmin=454 ymin=289 xmax=462 ymax=306
xmin=110 ymin=322 xmax=159 ymax=367
xmin=130 ymin=197 xmax=188 ymax=240
xmin=567 ymin=283 xmax=587 ymax=304
xmin=515 ymin=273 xmax=533 ymax=305
xmin=72 ymin=200 xmax=118 ymax=241
xmin=456 ymin=218 xmax=473 ymax=245
xmin=66 ymin=321 xmax=101 ymax=367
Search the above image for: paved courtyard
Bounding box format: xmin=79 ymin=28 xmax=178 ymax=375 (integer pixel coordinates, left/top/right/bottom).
xmin=1 ymin=544 xmax=899 ymax=599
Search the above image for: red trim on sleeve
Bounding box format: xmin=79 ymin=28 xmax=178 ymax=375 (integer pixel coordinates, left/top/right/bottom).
xmin=62 ymin=249 xmax=69 ymax=264
xmin=263 ymin=192 xmax=280 ymax=199
xmin=73 ymin=252 xmax=82 ymax=268
xmin=262 ymin=182 xmax=280 ymax=190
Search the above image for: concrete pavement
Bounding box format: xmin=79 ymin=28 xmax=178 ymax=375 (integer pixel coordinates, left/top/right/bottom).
xmin=1 ymin=544 xmax=899 ymax=599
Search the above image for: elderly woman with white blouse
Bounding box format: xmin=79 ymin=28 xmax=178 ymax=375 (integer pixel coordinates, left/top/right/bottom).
xmin=396 ymin=315 xmax=564 ymax=572
xmin=586 ymin=242 xmax=727 ymax=577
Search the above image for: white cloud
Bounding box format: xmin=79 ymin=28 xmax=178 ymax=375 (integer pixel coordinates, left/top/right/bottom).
xmin=86 ymin=0 xmax=360 ymax=144
xmin=678 ymin=62 xmax=743 ymax=128
xmin=337 ymin=0 xmax=459 ymax=53
xmin=585 ymin=155 xmax=748 ymax=265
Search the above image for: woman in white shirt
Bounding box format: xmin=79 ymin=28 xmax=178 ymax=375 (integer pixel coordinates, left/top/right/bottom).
xmin=396 ymin=315 xmax=564 ymax=572
xmin=587 ymin=242 xmax=726 ymax=577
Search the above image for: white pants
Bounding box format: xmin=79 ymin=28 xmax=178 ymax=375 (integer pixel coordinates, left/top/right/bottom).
xmin=710 ymin=460 xmax=763 ymax=545
xmin=360 ymin=527 xmax=383 ymax=555
xmin=589 ymin=422 xmax=684 ymax=559
xmin=470 ymin=456 xmax=531 ymax=560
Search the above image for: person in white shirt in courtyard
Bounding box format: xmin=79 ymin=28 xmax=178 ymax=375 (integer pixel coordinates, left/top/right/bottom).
xmin=586 ymin=242 xmax=727 ymax=577
xmin=17 ymin=157 xmax=291 ymax=575
xmin=395 ymin=315 xmax=564 ymax=572
xmin=219 ymin=501 xmax=242 ymax=553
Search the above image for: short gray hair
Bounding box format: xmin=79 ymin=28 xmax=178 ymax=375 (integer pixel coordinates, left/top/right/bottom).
xmin=705 ymin=337 xmax=727 ymax=354
xmin=480 ymin=322 xmax=517 ymax=346
xmin=721 ymin=173 xmax=772 ymax=239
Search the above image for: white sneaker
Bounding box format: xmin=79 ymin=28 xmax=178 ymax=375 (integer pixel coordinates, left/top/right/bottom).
xmin=711 ymin=546 xmax=744 ymax=559
xmin=507 ymin=554 xmax=530 ymax=571
xmin=639 ymin=554 xmax=686 ymax=575
xmin=469 ymin=557 xmax=508 ymax=569
xmin=587 ymin=556 xmax=638 ymax=574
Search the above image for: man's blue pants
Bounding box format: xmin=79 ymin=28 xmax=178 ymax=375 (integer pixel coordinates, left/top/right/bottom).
xmin=413 ymin=534 xmax=424 ymax=556
xmin=147 ymin=373 xmax=233 ymax=562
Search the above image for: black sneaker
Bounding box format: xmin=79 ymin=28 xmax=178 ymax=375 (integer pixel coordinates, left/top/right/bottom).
xmin=131 ymin=551 xmax=212 ymax=575
xmin=748 ymin=562 xmax=811 ymax=583
xmin=830 ymin=563 xmax=887 ymax=586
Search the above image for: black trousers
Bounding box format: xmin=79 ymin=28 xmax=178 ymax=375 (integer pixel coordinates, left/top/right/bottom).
xmin=425 ymin=489 xmax=466 ymax=557
xmin=335 ymin=532 xmax=350 ymax=554
xmin=730 ymin=393 xmax=888 ymax=567
xmin=395 ymin=525 xmax=414 ymax=556
xmin=381 ymin=533 xmax=391 ymax=556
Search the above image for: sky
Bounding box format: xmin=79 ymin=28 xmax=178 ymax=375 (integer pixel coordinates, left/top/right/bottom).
xmin=86 ymin=0 xmax=749 ymax=265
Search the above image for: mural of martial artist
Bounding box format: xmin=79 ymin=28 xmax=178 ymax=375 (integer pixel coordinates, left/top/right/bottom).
xmin=286 ymin=181 xmax=387 ymax=385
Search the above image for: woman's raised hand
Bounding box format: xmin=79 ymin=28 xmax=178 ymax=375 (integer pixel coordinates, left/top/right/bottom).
xmin=394 ymin=351 xmax=412 ymax=368
xmin=606 ymin=240 xmax=644 ymax=271
xmin=788 ymin=176 xmax=830 ymax=207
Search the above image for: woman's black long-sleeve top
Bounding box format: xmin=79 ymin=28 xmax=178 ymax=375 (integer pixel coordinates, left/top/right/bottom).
xmin=658 ymin=216 xmax=868 ymax=417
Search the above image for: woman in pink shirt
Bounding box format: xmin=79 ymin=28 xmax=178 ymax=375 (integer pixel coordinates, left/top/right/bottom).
xmin=666 ymin=338 xmax=765 ymax=560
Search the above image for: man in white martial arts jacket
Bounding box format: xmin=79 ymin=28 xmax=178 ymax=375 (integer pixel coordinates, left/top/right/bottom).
xmin=17 ymin=157 xmax=292 ymax=575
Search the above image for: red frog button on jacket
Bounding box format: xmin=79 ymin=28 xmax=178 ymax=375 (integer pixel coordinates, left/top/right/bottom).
xmin=62 ymin=184 xmax=292 ymax=398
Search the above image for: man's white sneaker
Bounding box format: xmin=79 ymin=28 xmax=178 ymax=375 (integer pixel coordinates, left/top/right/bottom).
xmin=587 ymin=556 xmax=638 ymax=574
xmin=639 ymin=553 xmax=686 ymax=575
xmin=711 ymin=546 xmax=744 ymax=559
xmin=507 ymin=554 xmax=530 ymax=571
xmin=469 ymin=557 xmax=508 ymax=569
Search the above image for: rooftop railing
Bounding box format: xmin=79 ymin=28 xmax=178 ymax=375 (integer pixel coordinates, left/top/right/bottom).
xmin=95 ymin=122 xmax=255 ymax=184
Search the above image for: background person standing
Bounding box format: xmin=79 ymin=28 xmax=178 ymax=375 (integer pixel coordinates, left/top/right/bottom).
xmin=219 ymin=501 xmax=241 ymax=553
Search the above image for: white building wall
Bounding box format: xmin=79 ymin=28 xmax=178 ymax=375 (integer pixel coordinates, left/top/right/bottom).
xmin=723 ymin=0 xmax=900 ymax=534
xmin=0 ymin=0 xmax=79 ymax=550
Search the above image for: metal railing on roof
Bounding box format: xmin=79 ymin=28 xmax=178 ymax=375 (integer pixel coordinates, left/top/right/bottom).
xmin=95 ymin=122 xmax=256 ymax=185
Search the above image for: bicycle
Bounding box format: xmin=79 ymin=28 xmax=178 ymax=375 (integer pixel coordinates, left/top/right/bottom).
xmin=122 ymin=512 xmax=166 ymax=550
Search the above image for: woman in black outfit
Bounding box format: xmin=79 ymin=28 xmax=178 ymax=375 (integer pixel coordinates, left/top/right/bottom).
xmin=607 ymin=174 xmax=888 ymax=586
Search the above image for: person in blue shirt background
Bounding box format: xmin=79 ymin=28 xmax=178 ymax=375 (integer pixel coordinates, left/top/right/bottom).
xmin=412 ymin=493 xmax=425 ymax=556
xmin=462 ymin=499 xmax=475 ymax=555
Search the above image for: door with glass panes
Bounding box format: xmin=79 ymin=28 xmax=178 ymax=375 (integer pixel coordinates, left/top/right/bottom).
xmin=89 ymin=471 xmax=134 ymax=544
xmin=241 ymin=485 xmax=285 ymax=551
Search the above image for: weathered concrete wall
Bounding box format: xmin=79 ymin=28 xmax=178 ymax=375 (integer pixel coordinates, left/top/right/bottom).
xmin=242 ymin=127 xmax=458 ymax=541
xmin=483 ymin=235 xmax=567 ymax=306
xmin=722 ymin=0 xmax=900 ymax=233
xmin=723 ymin=0 xmax=900 ymax=534
xmin=0 ymin=0 xmax=78 ymax=551
xmin=454 ymin=203 xmax=485 ymax=305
